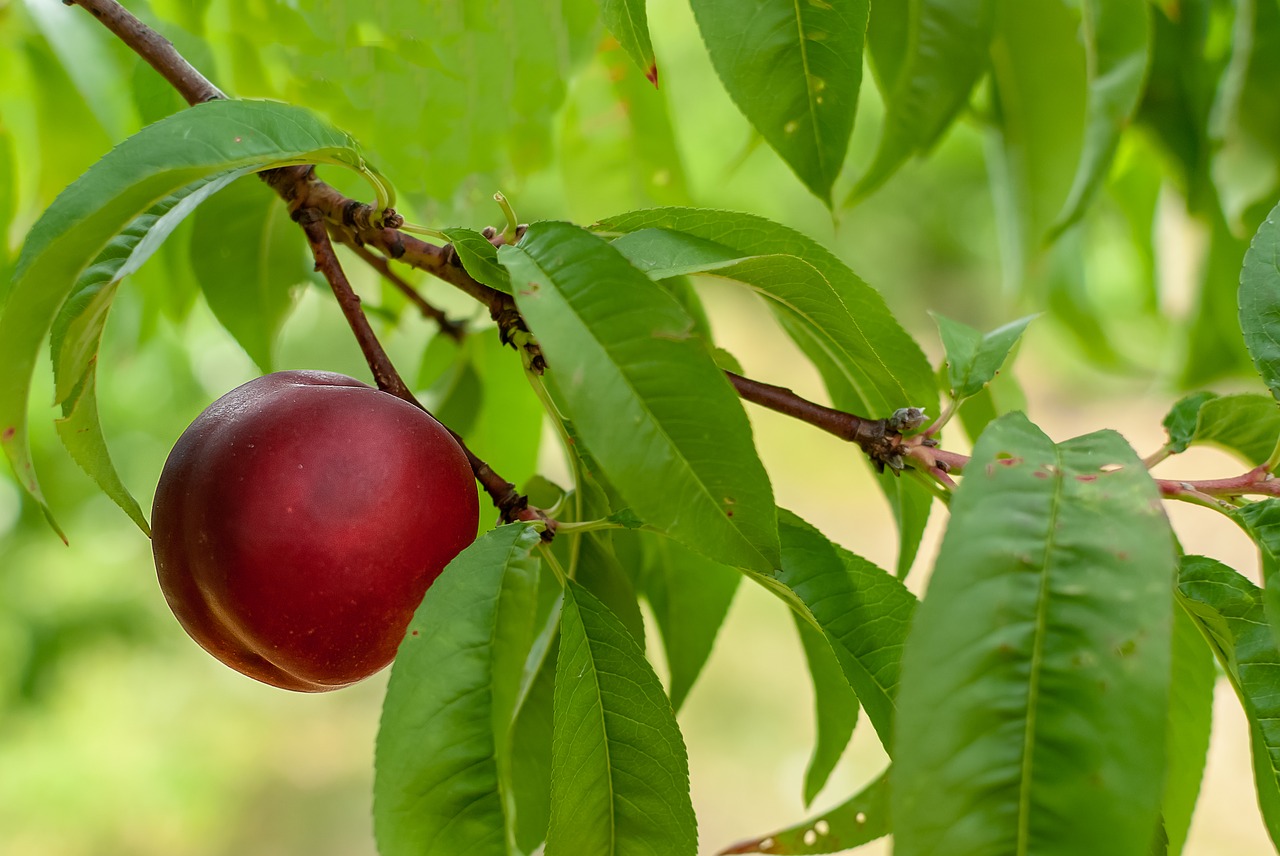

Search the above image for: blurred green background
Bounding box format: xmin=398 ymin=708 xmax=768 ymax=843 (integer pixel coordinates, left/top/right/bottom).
xmin=0 ymin=0 xmax=1273 ymax=852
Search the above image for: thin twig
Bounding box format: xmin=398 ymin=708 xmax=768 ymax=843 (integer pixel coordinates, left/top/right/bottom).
xmin=339 ymin=236 xmax=466 ymax=342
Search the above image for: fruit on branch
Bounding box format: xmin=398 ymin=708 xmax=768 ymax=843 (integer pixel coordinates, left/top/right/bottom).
xmin=151 ymin=370 xmax=479 ymax=691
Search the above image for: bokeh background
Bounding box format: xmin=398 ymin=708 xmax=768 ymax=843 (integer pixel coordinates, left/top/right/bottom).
xmin=0 ymin=0 xmax=1272 ymax=852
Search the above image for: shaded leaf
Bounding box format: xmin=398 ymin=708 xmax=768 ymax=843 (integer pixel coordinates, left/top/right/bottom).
xmin=1163 ymin=600 xmax=1215 ymax=856
xmin=688 ymin=0 xmax=868 ymax=204
xmin=501 ymin=221 xmax=779 ymax=573
xmin=190 ymin=174 xmax=311 ymax=372
xmin=1188 ymin=393 xmax=1280 ymax=465
xmin=893 ymin=413 xmax=1175 ymax=856
xmin=774 ymin=510 xmax=916 ymax=749
xmin=794 ymin=614 xmax=858 ymax=807
xmin=855 ymin=0 xmax=997 ymax=200
xmin=1230 ymin=500 xmax=1280 ymax=654
xmin=1051 ymin=0 xmax=1152 ymax=234
xmin=1240 ymin=199 xmax=1280 ymax=401
xmin=547 ymin=580 xmax=697 ymax=855
xmin=719 ymin=770 xmax=889 ymax=855
xmin=1162 ymin=391 xmax=1219 ymax=453
xmin=374 ymin=524 xmax=543 ymax=856
xmin=441 ymin=227 xmax=513 ymax=295
xmin=1177 ymin=554 xmax=1280 ymax=850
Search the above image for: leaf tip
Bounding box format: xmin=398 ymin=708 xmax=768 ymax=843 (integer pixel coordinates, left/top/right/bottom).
xmin=646 ymin=62 xmax=659 ymax=88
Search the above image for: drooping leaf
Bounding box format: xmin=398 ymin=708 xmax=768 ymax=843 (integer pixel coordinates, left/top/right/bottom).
xmin=546 ymin=580 xmax=697 ymax=856
xmin=501 ymin=221 xmax=779 ymax=573
xmin=1051 ymin=0 xmax=1152 ymax=234
xmin=773 ymin=510 xmax=916 ymax=749
xmin=1240 ymin=199 xmax=1280 ymax=401
xmin=0 ymin=98 xmax=385 ymax=533
xmin=893 ymin=413 xmax=1175 ymax=856
xmin=595 ymin=0 xmax=658 ymax=84
xmin=1163 ymin=600 xmax=1215 ymax=856
xmin=688 ymin=0 xmax=868 ymax=205
xmin=719 ymin=770 xmax=889 ymax=855
xmin=987 ymin=0 xmax=1088 ymax=278
xmin=793 ymin=614 xmax=859 ymax=807
xmin=374 ymin=523 xmax=543 ymax=856
xmin=932 ymin=312 xmax=1036 ymax=400
xmin=190 ymin=174 xmax=311 ymax=373
xmin=622 ymin=532 xmax=742 ymax=712
xmin=1177 ymin=554 xmax=1280 ymax=850
xmin=854 ymin=0 xmax=997 ymax=201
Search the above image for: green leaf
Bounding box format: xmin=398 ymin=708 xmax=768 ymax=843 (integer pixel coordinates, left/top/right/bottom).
xmin=932 ymin=312 xmax=1035 ymax=400
xmin=547 ymin=580 xmax=697 ymax=856
xmin=1188 ymin=393 xmax=1280 ymax=465
xmin=189 ymin=175 xmax=311 ymax=372
xmin=1230 ymin=500 xmax=1280 ymax=654
xmin=987 ymin=0 xmax=1087 ymax=276
xmin=893 ymin=413 xmax=1175 ymax=856
xmin=720 ymin=769 xmax=889 ymax=855
xmin=1162 ymin=391 xmax=1219 ymax=454
xmin=576 ymin=531 xmax=646 ymax=645
xmin=1177 ymin=555 xmax=1280 ymax=850
xmin=1184 ymin=204 xmax=1254 ymax=386
xmin=441 ymin=228 xmax=513 ymax=295
xmin=374 ymin=523 xmax=543 ymax=856
xmin=598 ymin=212 xmax=938 ymax=417
xmin=509 ymin=619 xmax=559 ymax=855
xmin=1163 ymin=601 xmax=1215 ymax=856
xmin=1050 ymin=0 xmax=1152 ymax=234
xmin=501 ymin=221 xmax=779 ymax=573
xmin=854 ymin=0 xmax=997 ymax=201
xmin=595 ymin=0 xmax=658 ymax=84
xmin=1240 ymin=199 xmax=1280 ymax=401
xmin=794 ymin=614 xmax=859 ymax=808
xmin=0 ymin=98 xmax=383 ymax=532
xmin=624 ymin=533 xmax=741 ymax=712
xmin=774 ymin=510 xmax=916 ymax=750
xmin=687 ymin=0 xmax=868 ymax=205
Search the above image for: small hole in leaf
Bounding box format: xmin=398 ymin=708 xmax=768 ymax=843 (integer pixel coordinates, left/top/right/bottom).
xmin=815 ymin=820 xmax=829 ymax=835
xmin=804 ymin=830 xmax=817 ymax=845
xmin=855 ymin=812 xmax=867 ymax=824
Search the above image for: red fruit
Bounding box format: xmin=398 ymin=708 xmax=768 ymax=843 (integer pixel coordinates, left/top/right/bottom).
xmin=151 ymin=370 xmax=479 ymax=691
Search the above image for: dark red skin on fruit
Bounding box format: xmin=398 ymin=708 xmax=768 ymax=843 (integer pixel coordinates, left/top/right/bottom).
xmin=152 ymin=371 xmax=479 ymax=691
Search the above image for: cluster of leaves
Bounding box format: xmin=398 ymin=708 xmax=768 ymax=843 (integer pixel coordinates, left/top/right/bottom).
xmin=9 ymin=2 xmax=1280 ymax=856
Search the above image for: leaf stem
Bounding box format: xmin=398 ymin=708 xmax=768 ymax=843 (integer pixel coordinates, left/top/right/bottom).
xmin=494 ymin=192 xmax=519 ymax=245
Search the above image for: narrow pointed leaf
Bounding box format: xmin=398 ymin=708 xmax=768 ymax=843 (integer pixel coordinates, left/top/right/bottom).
xmin=932 ymin=313 xmax=1035 ymax=400
xmin=1177 ymin=555 xmax=1280 ymax=850
xmin=1240 ymin=200 xmax=1280 ymax=401
xmin=190 ymin=175 xmax=311 ymax=372
xmin=1051 ymin=0 xmax=1152 ymax=234
xmin=794 ymin=614 xmax=859 ymax=807
xmin=547 ymin=580 xmax=697 ymax=856
xmin=595 ymin=0 xmax=658 ymax=85
xmin=854 ymin=0 xmax=997 ymax=200
xmin=1163 ymin=601 xmax=1215 ymax=856
xmin=719 ymin=769 xmax=889 ymax=855
xmin=893 ymin=413 xmax=1175 ymax=856
xmin=0 ymin=98 xmax=384 ymax=531
xmin=688 ymin=0 xmax=868 ymax=204
xmin=774 ymin=510 xmax=916 ymax=749
xmin=624 ymin=533 xmax=742 ymax=712
xmin=374 ymin=524 xmax=543 ymax=856
xmin=501 ymin=221 xmax=778 ymax=573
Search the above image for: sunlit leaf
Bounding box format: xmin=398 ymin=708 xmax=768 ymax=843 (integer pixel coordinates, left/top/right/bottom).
xmin=374 ymin=523 xmax=543 ymax=856
xmin=547 ymin=580 xmax=697 ymax=855
xmin=689 ymin=0 xmax=868 ymax=204
xmin=440 ymin=227 xmax=513 ymax=295
xmin=894 ymin=413 xmax=1175 ymax=856
xmin=501 ymin=221 xmax=779 ymax=573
